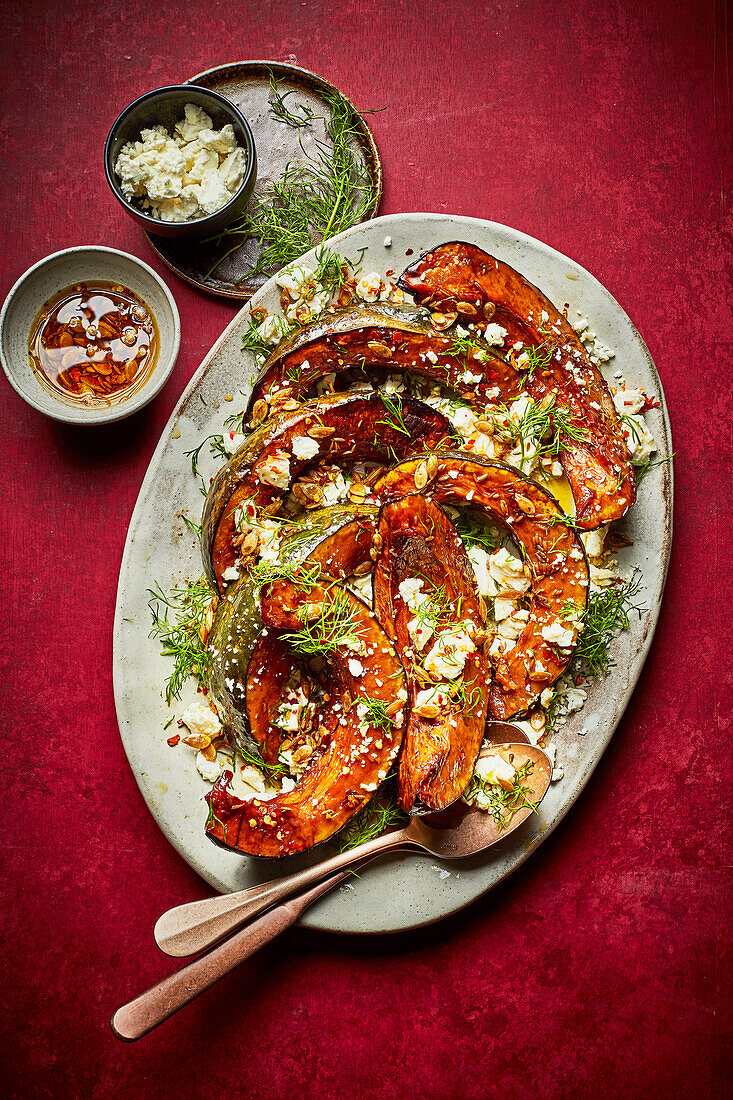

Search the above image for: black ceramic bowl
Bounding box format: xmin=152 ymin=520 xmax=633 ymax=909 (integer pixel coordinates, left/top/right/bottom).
xmin=104 ymin=85 xmax=257 ymax=241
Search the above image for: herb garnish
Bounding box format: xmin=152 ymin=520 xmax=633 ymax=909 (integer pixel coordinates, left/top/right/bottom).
xmin=464 ymin=759 xmax=539 ymax=832
xmin=570 ymin=570 xmax=646 ymax=678
xmin=148 ymin=578 xmax=215 ymax=704
xmin=211 ymin=79 xmax=378 ymax=280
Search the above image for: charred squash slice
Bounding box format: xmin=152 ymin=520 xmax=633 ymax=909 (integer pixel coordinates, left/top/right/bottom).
xmin=206 ymin=505 xmax=377 ymax=758
xmin=206 ymin=579 xmax=406 ymax=857
xmin=373 ymin=495 xmax=490 ymax=813
xmin=201 ymin=391 xmax=454 ymax=593
xmin=248 ymin=305 xmax=515 ymax=417
xmin=398 ymin=242 xmax=635 ymax=529
xmin=375 ymin=453 xmax=589 ymax=719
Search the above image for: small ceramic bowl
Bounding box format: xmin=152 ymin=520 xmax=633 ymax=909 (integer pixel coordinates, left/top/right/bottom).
xmin=0 ymin=246 xmax=180 ymax=425
xmin=104 ymin=85 xmax=257 ymax=240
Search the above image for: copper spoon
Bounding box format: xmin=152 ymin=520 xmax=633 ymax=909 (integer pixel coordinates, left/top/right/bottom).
xmin=154 ymin=734 xmax=548 ymax=959
xmin=112 ymin=741 xmax=549 ymax=1041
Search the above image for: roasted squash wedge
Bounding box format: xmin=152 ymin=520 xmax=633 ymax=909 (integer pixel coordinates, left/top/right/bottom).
xmin=206 ymin=505 xmax=377 ymax=758
xmin=201 ymin=391 xmax=454 ymax=593
xmin=373 ymin=495 xmax=490 ymax=812
xmin=247 ymin=304 xmax=515 ymax=416
xmin=206 ymin=579 xmax=406 ymax=857
xmin=398 ymin=242 xmax=635 ymax=529
xmin=375 ymin=453 xmax=589 ymax=719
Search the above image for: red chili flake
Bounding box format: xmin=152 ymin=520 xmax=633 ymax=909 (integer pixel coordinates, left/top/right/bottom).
xmin=575 ymin=676 xmax=584 ymax=686
xmin=405 ymin=248 xmax=413 ymax=255
xmin=641 ymin=395 xmax=661 ymax=412
xmin=385 ymin=269 xmax=395 ymax=276
xmin=167 ymin=734 xmax=180 ymax=747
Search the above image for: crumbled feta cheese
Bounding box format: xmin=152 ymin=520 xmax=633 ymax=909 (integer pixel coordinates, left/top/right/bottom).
xmin=256 ymin=450 xmax=291 ymax=489
xmin=291 ymin=435 xmax=319 ymax=461
xmin=483 ymin=323 xmax=508 ymax=346
xmin=488 ymin=546 xmax=530 ymax=596
xmin=354 ymin=271 xmax=384 ymax=302
xmin=257 ymin=312 xmax=291 ymax=346
xmin=424 ymin=622 xmax=476 ymax=679
xmin=114 ymin=104 xmax=247 ymax=222
xmin=222 ymin=564 xmax=240 ymax=583
xmin=320 ymin=470 xmax=348 ymax=505
xmin=474 ymin=752 xmax=516 ymax=788
xmin=541 ymin=619 xmax=576 ymax=649
xmin=467 ymin=545 xmax=498 ymax=598
xmin=179 ymin=697 xmax=222 ymax=741
xmin=347 ymin=658 xmax=364 ymax=677
xmin=196 ymin=751 xmax=225 ymax=783
xmin=222 ymin=429 xmax=246 ymax=455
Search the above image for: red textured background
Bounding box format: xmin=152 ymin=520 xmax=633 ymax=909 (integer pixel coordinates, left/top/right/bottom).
xmin=1 ymin=1 xmax=730 ymax=1096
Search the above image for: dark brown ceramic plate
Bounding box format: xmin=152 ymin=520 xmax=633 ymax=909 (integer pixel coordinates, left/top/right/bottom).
xmin=143 ymin=61 xmax=383 ymax=301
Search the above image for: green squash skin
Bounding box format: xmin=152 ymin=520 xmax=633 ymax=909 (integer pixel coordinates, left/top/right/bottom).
xmin=205 ymin=505 xmax=378 ymax=755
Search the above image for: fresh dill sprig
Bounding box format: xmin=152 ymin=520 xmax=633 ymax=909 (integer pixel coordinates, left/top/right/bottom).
xmin=230 ymin=743 xmax=289 ymax=782
xmin=184 ymin=433 xmax=231 ymax=492
xmin=148 ymin=578 xmax=215 ymax=704
xmin=241 ymin=318 xmax=276 ymax=361
xmin=453 ymin=510 xmax=505 ymax=553
xmin=376 ymin=392 xmax=411 ymax=437
xmin=359 ymin=696 xmax=398 ymax=736
xmin=516 ymin=342 xmax=553 ymax=386
xmin=212 ymin=81 xmax=377 ymax=279
xmin=570 ymin=570 xmax=646 ymax=678
xmin=181 ymin=514 xmax=202 ymax=538
xmin=447 ymin=332 xmax=493 ymax=365
xmin=635 ymin=452 xmax=674 ymax=483
xmin=503 ymin=393 xmax=591 ymax=467
xmin=465 ymin=759 xmax=539 ymax=832
xmin=282 ymin=587 xmax=364 ymax=656
xmin=268 ymin=72 xmax=316 ymax=129
xmin=334 ymin=786 xmax=407 ymax=853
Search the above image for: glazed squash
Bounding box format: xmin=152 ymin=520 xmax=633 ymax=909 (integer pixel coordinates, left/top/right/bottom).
xmin=201 ymin=390 xmax=454 ymax=593
xmin=206 ymin=505 xmax=377 ymax=757
xmin=373 ymin=495 xmax=490 ymax=812
xmin=398 ymin=241 xmax=635 ymax=529
xmin=206 ymin=579 xmax=406 ymax=857
xmin=247 ymin=304 xmax=515 ymax=417
xmin=375 ymin=453 xmax=589 ymax=719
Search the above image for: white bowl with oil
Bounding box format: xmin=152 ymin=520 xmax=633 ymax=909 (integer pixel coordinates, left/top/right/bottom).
xmin=0 ymin=246 xmax=180 ymax=424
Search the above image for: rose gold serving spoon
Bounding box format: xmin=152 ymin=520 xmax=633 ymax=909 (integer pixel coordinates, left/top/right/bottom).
xmin=111 ymin=738 xmax=549 ymax=1041
xmin=154 ymin=729 xmax=543 ymax=960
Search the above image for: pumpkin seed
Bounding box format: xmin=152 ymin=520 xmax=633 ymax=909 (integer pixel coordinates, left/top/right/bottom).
xmin=483 ymin=301 xmax=497 ymax=321
xmin=413 ymin=461 xmax=429 ymax=490
xmin=429 ymin=311 xmax=458 ymax=331
xmin=251 ymin=399 xmax=269 ymax=425
xmin=366 ymin=340 xmax=392 ymax=359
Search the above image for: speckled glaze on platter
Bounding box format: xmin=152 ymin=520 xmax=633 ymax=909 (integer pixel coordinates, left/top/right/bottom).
xmin=143 ymin=61 xmax=382 ymax=300
xmin=113 ymin=213 xmax=673 ymax=935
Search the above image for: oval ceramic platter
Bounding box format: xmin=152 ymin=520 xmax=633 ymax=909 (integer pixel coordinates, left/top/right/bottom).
xmin=113 ymin=213 xmax=673 ymax=934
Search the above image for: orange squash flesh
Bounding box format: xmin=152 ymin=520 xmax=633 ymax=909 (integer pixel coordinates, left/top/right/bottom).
xmin=248 ymin=305 xmax=515 ymax=414
xmin=373 ymin=495 xmax=490 ymax=812
xmin=206 ymin=581 xmax=406 ymax=857
xmin=375 ymin=453 xmax=589 ymax=719
xmin=201 ymin=391 xmax=453 ymax=594
xmin=398 ymin=241 xmax=635 ymax=529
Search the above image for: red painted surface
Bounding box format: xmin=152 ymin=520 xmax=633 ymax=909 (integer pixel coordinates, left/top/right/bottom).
xmin=1 ymin=1 xmax=730 ymax=1096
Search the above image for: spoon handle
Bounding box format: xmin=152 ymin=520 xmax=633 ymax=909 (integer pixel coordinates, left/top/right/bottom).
xmin=111 ymin=870 xmax=345 ymax=1042
xmin=155 ymin=829 xmax=411 ymax=958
